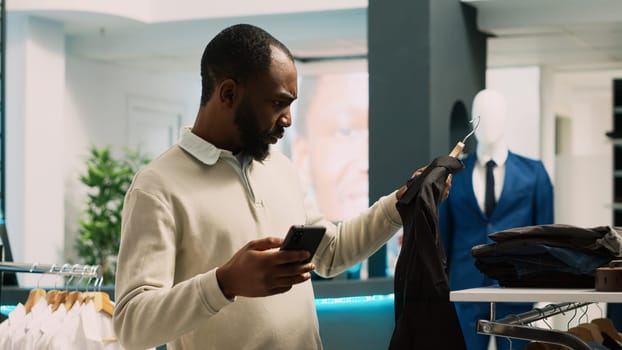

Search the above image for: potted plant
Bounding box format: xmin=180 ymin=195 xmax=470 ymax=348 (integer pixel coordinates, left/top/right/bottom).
xmin=75 ymin=145 xmax=150 ymax=285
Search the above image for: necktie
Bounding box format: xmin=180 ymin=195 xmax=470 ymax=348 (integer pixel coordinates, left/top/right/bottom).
xmin=485 ymin=160 xmax=497 ymax=218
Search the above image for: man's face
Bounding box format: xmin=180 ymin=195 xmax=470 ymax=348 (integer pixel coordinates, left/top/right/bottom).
xmin=234 ymin=95 xmax=281 ymax=161
xmin=234 ymin=48 xmax=298 ymax=161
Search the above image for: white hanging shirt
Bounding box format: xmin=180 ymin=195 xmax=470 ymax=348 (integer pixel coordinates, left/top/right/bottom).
xmin=46 ymin=301 xmax=86 ymax=350
xmin=0 ymin=303 xmax=25 ymax=349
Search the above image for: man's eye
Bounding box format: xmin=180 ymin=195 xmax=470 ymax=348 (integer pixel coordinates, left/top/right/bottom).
xmin=273 ymin=101 xmax=284 ymax=108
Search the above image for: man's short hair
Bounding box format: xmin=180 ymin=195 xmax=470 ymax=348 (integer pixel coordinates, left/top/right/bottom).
xmin=200 ymin=24 xmax=294 ymax=105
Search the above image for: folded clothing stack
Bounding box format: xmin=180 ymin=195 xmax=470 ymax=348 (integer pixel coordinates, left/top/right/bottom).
xmin=471 ymin=224 xmax=622 ymax=288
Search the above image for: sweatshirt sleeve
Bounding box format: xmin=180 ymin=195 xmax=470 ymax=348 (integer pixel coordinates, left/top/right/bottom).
xmin=113 ymin=188 xmax=233 ymax=350
xmin=311 ymin=191 xmax=403 ymax=278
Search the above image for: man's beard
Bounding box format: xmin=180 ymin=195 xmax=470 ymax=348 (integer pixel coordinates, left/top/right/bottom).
xmin=234 ymin=99 xmax=283 ymax=162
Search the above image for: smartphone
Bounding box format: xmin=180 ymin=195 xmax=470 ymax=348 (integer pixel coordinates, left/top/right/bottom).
xmin=280 ymin=225 xmax=326 ymax=259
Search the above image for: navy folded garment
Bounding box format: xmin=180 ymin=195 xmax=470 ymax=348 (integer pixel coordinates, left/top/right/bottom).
xmin=487 ymin=224 xmax=622 ymax=257
xmin=471 ymin=224 xmax=622 ymax=288
xmin=472 ymin=243 xmax=611 ymax=288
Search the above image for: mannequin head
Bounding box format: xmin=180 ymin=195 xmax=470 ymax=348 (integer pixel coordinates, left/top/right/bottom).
xmin=472 ymin=89 xmax=507 ymax=146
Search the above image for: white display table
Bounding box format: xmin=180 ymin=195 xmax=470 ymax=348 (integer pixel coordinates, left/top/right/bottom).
xmin=449 ymin=287 xmax=621 ymax=350
xmin=450 ymin=287 xmax=622 ymax=303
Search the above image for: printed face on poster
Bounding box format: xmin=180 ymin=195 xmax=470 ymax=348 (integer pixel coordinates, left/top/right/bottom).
xmin=277 ymin=72 xmax=401 ymax=277
xmin=283 ymin=73 xmax=369 ymax=223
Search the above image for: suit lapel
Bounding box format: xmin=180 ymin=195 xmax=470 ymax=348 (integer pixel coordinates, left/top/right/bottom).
xmin=494 ymin=151 xmax=515 ymax=216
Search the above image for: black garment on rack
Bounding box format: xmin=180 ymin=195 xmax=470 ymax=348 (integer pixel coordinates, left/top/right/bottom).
xmin=389 ymin=156 xmax=466 ymax=350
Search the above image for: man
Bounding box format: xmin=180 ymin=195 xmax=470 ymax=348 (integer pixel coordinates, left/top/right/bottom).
xmin=113 ymin=24 xmax=414 ymax=350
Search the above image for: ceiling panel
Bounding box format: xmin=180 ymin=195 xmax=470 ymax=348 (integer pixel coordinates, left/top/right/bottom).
xmin=16 ymin=1 xmax=622 ymax=74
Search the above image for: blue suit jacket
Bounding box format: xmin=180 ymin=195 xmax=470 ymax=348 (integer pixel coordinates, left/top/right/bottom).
xmin=439 ymin=151 xmax=554 ymax=291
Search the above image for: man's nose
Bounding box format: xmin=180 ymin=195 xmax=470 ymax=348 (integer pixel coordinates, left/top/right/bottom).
xmin=278 ymin=111 xmax=292 ymax=128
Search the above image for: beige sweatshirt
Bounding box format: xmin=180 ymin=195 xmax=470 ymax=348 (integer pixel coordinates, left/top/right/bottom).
xmin=113 ymin=128 xmax=402 ymax=350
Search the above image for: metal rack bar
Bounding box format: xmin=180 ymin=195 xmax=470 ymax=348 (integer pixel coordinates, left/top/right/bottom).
xmin=477 ymin=302 xmax=593 ymax=350
xmin=0 ymin=262 xmax=102 ymax=279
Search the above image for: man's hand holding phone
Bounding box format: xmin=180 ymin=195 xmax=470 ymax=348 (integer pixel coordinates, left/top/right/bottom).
xmin=216 ymin=226 xmax=326 ymax=299
xmin=280 ymin=225 xmax=326 ymax=261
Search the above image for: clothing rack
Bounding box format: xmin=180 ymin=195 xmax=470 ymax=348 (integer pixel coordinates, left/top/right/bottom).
xmin=477 ymin=302 xmax=593 ymax=350
xmin=0 ymin=262 xmax=103 ymax=279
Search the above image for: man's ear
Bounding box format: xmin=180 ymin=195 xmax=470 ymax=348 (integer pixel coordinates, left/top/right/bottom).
xmin=218 ymin=79 xmax=238 ymax=107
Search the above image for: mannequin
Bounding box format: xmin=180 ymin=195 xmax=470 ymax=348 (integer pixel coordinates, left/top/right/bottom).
xmin=439 ymin=89 xmax=554 ymax=350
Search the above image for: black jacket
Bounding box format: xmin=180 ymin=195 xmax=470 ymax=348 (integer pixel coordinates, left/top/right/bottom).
xmin=389 ymin=156 xmax=466 ymax=350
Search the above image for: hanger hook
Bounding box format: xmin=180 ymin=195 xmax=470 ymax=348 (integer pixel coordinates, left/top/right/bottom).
xmin=85 ymin=266 xmax=94 ymax=293
xmin=76 ymin=265 xmax=89 ymax=290
xmin=57 ymin=263 xmax=71 ymax=290
xmin=595 ymin=303 xmax=604 ymax=318
xmin=579 ymin=305 xmax=590 ymax=324
xmin=31 ymin=262 xmax=41 ymax=288
xmin=35 ymin=263 xmax=48 ymax=289
xmin=66 ymin=264 xmax=81 ymax=290
xmin=567 ymin=307 xmax=578 ymax=329
xmin=462 ymin=115 xmax=481 ymax=144
xmin=96 ymin=273 xmax=104 ymax=291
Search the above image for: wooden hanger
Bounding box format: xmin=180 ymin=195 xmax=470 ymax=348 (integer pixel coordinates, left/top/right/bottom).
xmin=84 ymin=291 xmax=114 ymax=317
xmin=578 ymin=323 xmax=604 ymax=343
xmin=63 ymin=290 xmax=83 ymax=311
xmin=592 ymin=318 xmax=622 ymax=342
xmin=45 ymin=289 xmax=67 ymax=312
xmin=568 ymin=326 xmax=595 ymax=342
xmin=24 ymin=288 xmax=47 ymax=313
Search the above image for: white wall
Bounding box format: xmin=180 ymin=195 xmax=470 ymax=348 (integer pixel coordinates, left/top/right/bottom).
xmin=487 ymin=66 xmax=542 ymax=161
xmin=6 ymin=15 xmax=66 ymax=286
xmin=63 ymin=56 xmax=201 ymax=264
xmin=547 ymin=70 xmax=618 ymax=227
xmin=486 ymin=66 xmax=616 ymax=227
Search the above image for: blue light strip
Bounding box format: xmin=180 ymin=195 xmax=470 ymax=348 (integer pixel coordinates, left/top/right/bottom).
xmin=0 ymin=294 xmax=395 ymax=316
xmin=315 ymin=293 xmax=394 ymax=306
xmin=1 ymin=304 xmax=15 ymax=316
